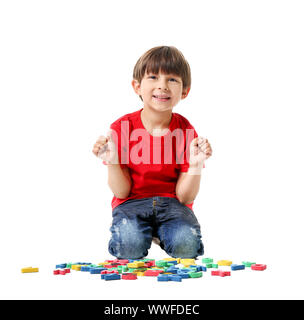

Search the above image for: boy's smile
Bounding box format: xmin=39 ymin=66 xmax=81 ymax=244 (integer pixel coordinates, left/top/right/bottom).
xmin=132 ymin=72 xmax=190 ymax=113
xmin=152 ymin=93 xmax=171 ymax=102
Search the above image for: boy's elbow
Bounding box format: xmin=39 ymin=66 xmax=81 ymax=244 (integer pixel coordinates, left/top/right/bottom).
xmin=114 ymin=191 xmax=130 ymax=199
xmin=176 ymin=193 xmax=194 ymax=205
xmin=108 ymin=180 xmax=131 ymax=199
xmin=113 ymin=185 xmax=131 ymax=199
xmin=176 ymin=190 xmax=184 ymax=204
xmin=176 ymin=180 xmax=194 ymax=204
xmin=179 ymin=199 xmax=195 ymax=205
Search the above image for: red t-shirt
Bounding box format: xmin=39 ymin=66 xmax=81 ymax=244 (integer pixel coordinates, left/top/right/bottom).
xmin=109 ymin=108 xmax=198 ymax=210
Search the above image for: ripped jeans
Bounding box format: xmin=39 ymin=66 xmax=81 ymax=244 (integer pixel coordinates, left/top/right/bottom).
xmin=108 ymin=197 xmax=204 ymax=259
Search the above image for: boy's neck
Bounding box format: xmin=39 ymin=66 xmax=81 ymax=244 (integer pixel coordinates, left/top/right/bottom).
xmin=140 ymin=107 xmax=173 ymax=136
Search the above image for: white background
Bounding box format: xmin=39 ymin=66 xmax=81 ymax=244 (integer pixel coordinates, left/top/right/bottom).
xmin=0 ymin=0 xmax=303 ymax=300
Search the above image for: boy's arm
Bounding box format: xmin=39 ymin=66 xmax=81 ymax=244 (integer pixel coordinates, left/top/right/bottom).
xmin=175 ymin=168 xmax=202 ymax=205
xmin=107 ymin=165 xmax=131 ymax=199
xmin=93 ymin=133 xmax=131 ymax=199
xmin=176 ymin=137 xmax=212 ymax=205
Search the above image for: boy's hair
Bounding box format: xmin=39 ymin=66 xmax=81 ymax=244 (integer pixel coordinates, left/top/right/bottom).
xmin=133 ymin=46 xmax=191 ymax=89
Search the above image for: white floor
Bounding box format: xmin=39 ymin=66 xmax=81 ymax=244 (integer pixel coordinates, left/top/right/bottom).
xmin=1 ymin=244 xmax=301 ymax=300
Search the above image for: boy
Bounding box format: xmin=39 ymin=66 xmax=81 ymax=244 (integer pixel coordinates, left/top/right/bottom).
xmin=92 ymin=46 xmax=212 ymax=259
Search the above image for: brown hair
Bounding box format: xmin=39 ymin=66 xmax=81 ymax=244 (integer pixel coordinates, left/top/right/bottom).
xmin=133 ymin=46 xmax=191 ymax=89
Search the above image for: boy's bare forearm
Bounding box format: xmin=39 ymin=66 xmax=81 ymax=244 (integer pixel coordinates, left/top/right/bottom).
xmin=176 ymin=168 xmax=202 ymax=204
xmin=107 ymin=164 xmax=131 ymax=199
xmin=176 ymin=136 xmax=212 ymax=204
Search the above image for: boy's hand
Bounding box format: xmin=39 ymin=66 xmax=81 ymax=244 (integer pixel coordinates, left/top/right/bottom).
xmin=92 ymin=132 xmax=119 ymax=164
xmin=189 ymin=137 xmax=212 ymax=169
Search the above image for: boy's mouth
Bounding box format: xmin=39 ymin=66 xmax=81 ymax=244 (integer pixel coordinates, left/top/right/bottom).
xmin=152 ymin=95 xmax=171 ymax=101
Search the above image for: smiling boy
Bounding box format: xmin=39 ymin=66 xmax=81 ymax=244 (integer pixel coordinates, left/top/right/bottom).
xmin=93 ymin=46 xmax=212 ymax=259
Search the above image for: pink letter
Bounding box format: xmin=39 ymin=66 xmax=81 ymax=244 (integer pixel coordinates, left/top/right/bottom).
xmin=130 ymin=128 xmax=150 ymax=164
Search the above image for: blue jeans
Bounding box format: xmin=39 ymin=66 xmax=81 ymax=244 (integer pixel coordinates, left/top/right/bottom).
xmin=108 ymin=197 xmax=204 ymax=259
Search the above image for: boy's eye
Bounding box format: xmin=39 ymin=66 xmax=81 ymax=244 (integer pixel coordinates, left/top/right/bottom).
xmin=169 ymin=78 xmax=178 ymax=82
xmin=148 ymin=75 xmax=157 ymax=79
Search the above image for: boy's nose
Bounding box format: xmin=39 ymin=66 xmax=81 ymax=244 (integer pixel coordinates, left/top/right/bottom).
xmin=158 ymin=80 xmax=168 ymax=90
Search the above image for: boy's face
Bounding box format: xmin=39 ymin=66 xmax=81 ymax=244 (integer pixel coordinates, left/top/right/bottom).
xmin=132 ymin=71 xmax=190 ymax=113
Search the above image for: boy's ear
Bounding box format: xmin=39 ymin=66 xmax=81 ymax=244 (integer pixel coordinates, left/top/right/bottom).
xmin=181 ymin=87 xmax=190 ymax=99
xmin=131 ymin=79 xmax=141 ymax=95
